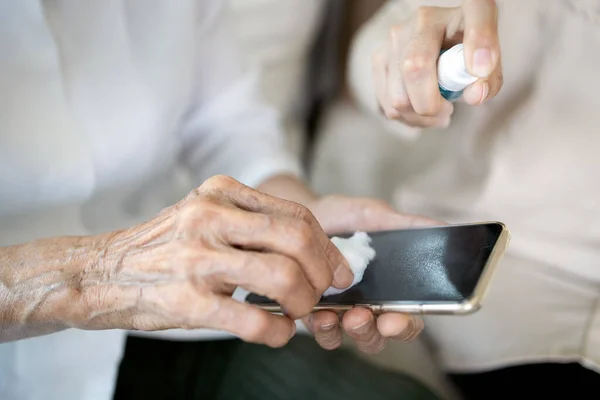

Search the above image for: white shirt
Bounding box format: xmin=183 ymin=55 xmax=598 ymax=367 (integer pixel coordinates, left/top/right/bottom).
xmin=344 ymin=0 xmax=600 ymax=373
xmin=0 ymin=1 xmax=302 ymax=399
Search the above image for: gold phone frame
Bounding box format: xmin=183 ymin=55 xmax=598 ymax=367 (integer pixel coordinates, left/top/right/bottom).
xmin=254 ymin=222 xmax=511 ymax=315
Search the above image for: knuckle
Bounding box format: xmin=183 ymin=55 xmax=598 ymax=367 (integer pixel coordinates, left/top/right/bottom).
xmin=383 ymin=106 xmax=402 ymax=120
xmin=390 ymin=98 xmax=411 ymax=112
xmin=402 ymin=52 xmax=436 ymax=76
xmin=178 ymin=199 xmax=220 ymax=227
xmin=272 ymin=260 xmax=303 ymax=293
xmin=293 ymin=203 xmax=313 ymax=222
xmin=201 ymin=175 xmax=237 ymax=192
xmin=289 ymin=220 xmax=314 ymax=252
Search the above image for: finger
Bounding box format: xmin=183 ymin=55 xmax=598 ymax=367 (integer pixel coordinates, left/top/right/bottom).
xmin=373 ymin=47 xmax=401 ymax=120
xmin=400 ymin=106 xmax=454 ymax=128
xmin=342 ymin=307 xmax=387 ymax=354
xmin=366 ymin=211 xmax=445 ymax=231
xmin=387 ymin=27 xmax=412 ymax=115
xmin=402 ymin=6 xmax=448 ymax=116
xmin=374 ymin=44 xmax=451 ymax=127
xmin=211 ymin=296 xmax=296 ymax=348
xmin=201 ymin=176 xmax=353 ymax=290
xmin=376 ymin=313 xmax=424 ymax=341
xmin=304 ymin=311 xmax=343 ymax=350
xmin=340 ymin=199 xmax=445 ymax=232
xmin=462 ymin=79 xmax=488 ymax=106
xmin=462 ymin=61 xmax=502 ymax=105
xmin=485 ymin=62 xmax=504 ymax=99
xmin=389 ymin=26 xmax=455 ymax=123
xmin=212 ymin=208 xmax=338 ymax=296
xmin=461 ymin=0 xmax=500 ymax=78
xmin=223 ymin=250 xmax=317 ymax=319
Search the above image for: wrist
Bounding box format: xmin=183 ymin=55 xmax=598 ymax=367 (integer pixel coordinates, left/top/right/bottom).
xmin=0 ymin=235 xmax=108 ymax=341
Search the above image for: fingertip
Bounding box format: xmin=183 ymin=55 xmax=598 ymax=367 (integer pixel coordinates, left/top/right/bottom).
xmin=376 ymin=313 xmax=411 ymax=338
xmin=441 ymin=99 xmax=454 ymax=115
xmin=311 ymin=311 xmax=339 ymax=332
xmin=311 ymin=311 xmax=343 ymax=350
xmin=341 ymin=307 xmax=374 ymax=331
xmin=332 ymin=261 xmax=354 ymax=289
xmin=434 ymin=115 xmax=452 ymax=129
xmin=378 ymin=314 xmax=424 ymax=342
xmin=463 ymin=80 xmax=488 ymax=105
xmin=267 ymin=317 xmax=297 ymax=348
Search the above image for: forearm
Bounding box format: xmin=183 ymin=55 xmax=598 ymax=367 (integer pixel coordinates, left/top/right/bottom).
xmin=0 ymin=235 xmax=105 ymax=342
xmin=257 ymin=174 xmax=319 ymax=208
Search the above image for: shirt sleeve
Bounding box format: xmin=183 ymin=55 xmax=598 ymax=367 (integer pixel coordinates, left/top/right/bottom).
xmin=177 ymin=5 xmax=304 ymax=189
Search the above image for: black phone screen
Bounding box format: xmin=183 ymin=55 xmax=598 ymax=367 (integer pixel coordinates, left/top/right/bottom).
xmin=246 ymin=223 xmax=504 ymax=305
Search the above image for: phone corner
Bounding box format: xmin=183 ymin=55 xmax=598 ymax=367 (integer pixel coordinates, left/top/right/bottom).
xmin=458 ymin=300 xmax=482 ymax=315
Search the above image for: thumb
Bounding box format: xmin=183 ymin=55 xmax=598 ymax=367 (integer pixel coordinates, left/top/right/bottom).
xmin=461 ymin=0 xmax=501 ymax=78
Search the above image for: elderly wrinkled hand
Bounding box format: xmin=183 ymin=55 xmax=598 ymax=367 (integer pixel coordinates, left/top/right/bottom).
xmin=74 ymin=176 xmax=355 ymax=348
xmin=372 ymin=0 xmax=503 ymax=128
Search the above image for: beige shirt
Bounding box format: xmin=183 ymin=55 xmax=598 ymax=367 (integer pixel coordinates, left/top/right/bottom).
xmin=348 ymin=0 xmax=600 ymax=372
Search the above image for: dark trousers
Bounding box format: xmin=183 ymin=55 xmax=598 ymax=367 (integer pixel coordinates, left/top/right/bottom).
xmin=114 ymin=334 xmax=440 ymax=400
xmin=449 ymin=362 xmax=600 ymax=400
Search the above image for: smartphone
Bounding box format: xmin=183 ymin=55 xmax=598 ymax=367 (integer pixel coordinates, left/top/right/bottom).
xmin=246 ymin=222 xmax=510 ymax=315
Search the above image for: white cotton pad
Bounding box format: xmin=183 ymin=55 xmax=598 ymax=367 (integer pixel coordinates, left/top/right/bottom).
xmin=323 ymin=231 xmax=376 ymax=297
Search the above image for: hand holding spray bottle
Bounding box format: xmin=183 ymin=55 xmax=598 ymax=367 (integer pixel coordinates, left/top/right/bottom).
xmin=437 ymin=44 xmax=478 ymax=102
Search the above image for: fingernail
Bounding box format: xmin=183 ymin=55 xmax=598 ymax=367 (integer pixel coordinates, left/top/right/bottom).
xmin=351 ymin=320 xmax=371 ymax=334
xmin=479 ymin=81 xmax=490 ymax=104
xmin=333 ymin=262 xmax=354 ymax=288
xmin=289 ymin=323 xmax=297 ymax=339
xmin=472 ymin=48 xmax=493 ymax=78
xmin=321 ymin=323 xmax=337 ymax=331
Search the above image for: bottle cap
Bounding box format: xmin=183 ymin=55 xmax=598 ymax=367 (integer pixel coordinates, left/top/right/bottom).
xmin=437 ymin=44 xmax=478 ymax=92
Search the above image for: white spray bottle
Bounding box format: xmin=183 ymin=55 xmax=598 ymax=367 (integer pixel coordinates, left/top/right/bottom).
xmin=437 ymin=44 xmax=478 ymax=101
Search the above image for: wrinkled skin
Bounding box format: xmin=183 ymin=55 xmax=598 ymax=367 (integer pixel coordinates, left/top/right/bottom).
xmin=1 ymin=176 xmax=437 ymax=352
xmin=73 ymin=175 xmax=354 ymax=348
